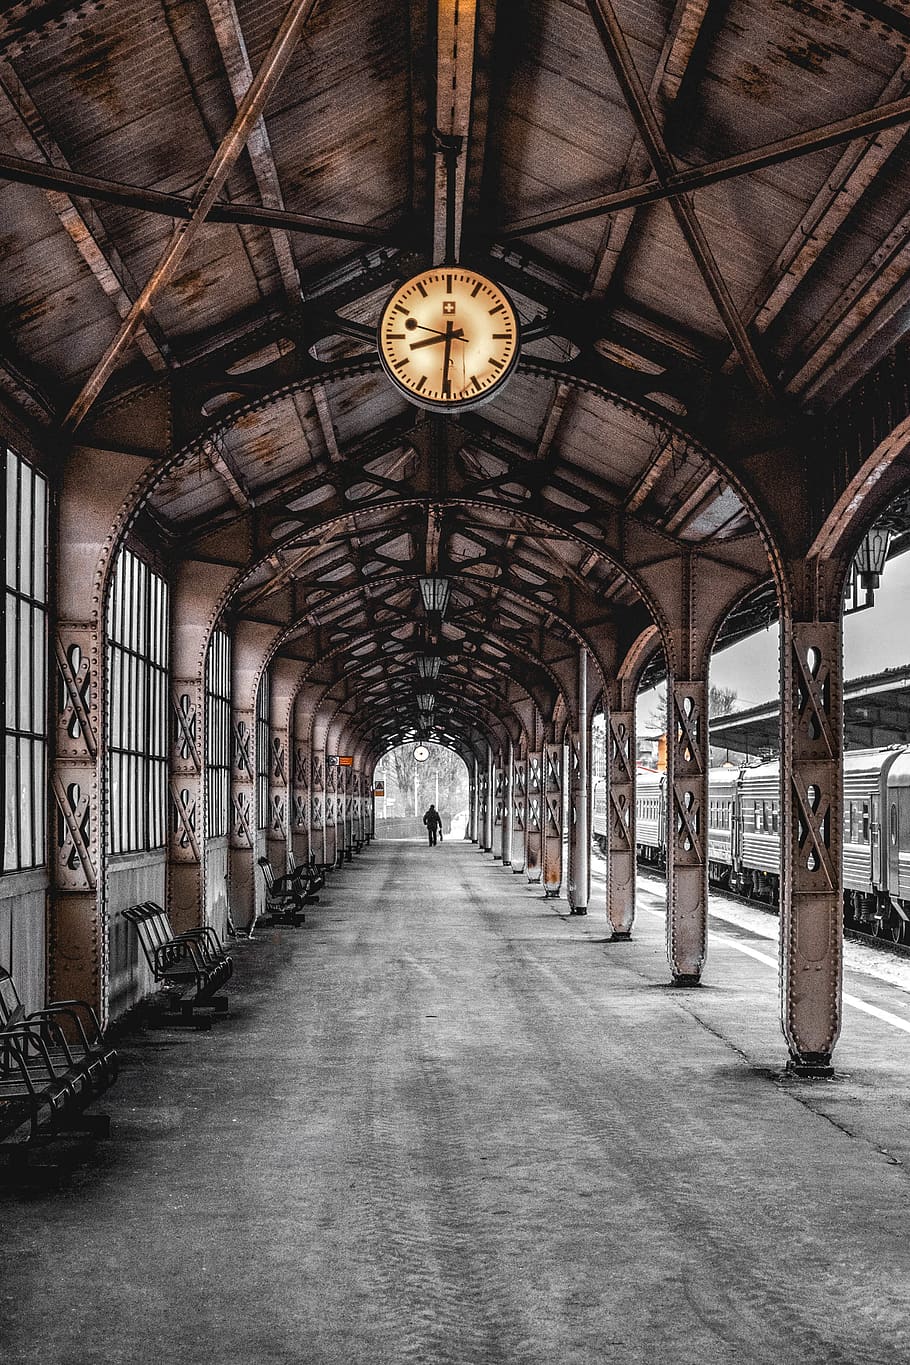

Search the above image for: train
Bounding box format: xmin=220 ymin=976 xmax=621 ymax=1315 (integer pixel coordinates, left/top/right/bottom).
xmin=591 ymin=746 xmax=910 ymax=943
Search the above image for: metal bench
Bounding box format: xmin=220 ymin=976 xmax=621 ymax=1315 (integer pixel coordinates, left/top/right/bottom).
xmin=287 ymin=850 xmax=325 ymax=897
xmin=122 ymin=902 xmax=233 ymax=1023
xmin=0 ymin=1017 xmax=115 ymax=1166
xmin=255 ymin=858 xmax=308 ymax=932
xmin=0 ymin=968 xmax=118 ymax=1098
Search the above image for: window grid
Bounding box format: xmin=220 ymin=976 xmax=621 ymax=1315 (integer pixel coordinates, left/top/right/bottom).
xmin=205 ymin=629 xmax=231 ymax=839
xmin=256 ymin=671 xmax=269 ymax=829
xmin=2 ymin=448 xmax=48 ymax=872
xmin=106 ymin=549 xmax=169 ymax=854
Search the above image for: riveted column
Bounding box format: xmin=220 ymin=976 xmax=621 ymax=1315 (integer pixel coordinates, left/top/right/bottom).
xmin=493 ymin=752 xmax=505 ymax=859
xmin=511 ymin=749 xmax=527 ymax=873
xmin=606 ymin=680 xmax=636 ymax=939
xmin=169 ymin=678 xmax=202 ymax=933
xmin=526 ymin=748 xmax=543 ymax=883
xmin=324 ymin=758 xmax=338 ymax=866
xmin=291 ymin=739 xmax=309 ymax=862
xmin=266 ymin=726 xmax=289 ymax=876
xmin=52 ymin=623 xmax=102 ymax=1013
xmin=310 ymin=750 xmax=326 ymax=866
xmin=543 ymin=740 xmax=563 ymax=897
xmin=503 ymin=740 xmax=514 ymax=866
xmin=780 ymin=562 xmax=843 ymax=1073
xmin=666 ymin=678 xmax=709 ymax=983
xmin=569 ymin=649 xmax=590 ymax=915
xmin=467 ymin=757 xmax=477 ymax=840
xmin=351 ymin=769 xmax=362 ymax=851
xmin=230 ymin=704 xmax=256 ymax=929
xmin=483 ymin=746 xmax=494 ymax=852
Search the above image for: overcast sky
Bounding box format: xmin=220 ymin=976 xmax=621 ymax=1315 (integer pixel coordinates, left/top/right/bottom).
xmin=636 ymin=549 xmax=910 ymax=728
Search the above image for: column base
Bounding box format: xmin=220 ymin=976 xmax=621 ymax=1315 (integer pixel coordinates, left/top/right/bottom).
xmin=512 ymin=867 xmax=525 ymax=875
xmin=786 ymin=1056 xmax=834 ymax=1079
xmin=527 ymin=875 xmax=541 ymax=884
xmin=671 ymin=973 xmax=701 ymax=987
xmin=609 ymin=930 xmax=632 ymax=941
xmin=569 ymin=907 xmax=587 ymax=916
xmin=544 ymin=888 xmax=561 ymax=898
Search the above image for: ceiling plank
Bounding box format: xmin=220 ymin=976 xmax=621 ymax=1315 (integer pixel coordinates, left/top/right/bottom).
xmin=0 ymin=63 xmax=169 ymax=372
xmin=499 ymin=91 xmax=910 ymax=240
xmin=62 ymin=0 xmax=319 ymax=432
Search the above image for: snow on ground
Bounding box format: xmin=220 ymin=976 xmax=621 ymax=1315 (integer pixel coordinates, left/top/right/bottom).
xmin=589 ymin=851 xmax=910 ymax=1000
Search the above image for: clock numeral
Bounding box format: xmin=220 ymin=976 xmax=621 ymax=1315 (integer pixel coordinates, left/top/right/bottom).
xmin=489 ymin=357 xmax=504 ymax=370
xmin=416 ymin=375 xmax=427 ymax=392
xmin=470 ymin=376 xmax=481 ymax=392
xmin=388 ymin=333 xmax=405 ymax=340
xmin=489 ymin=303 xmax=504 ymax=316
xmin=471 ymin=282 xmax=482 ymax=298
xmin=446 ymin=274 xmax=453 ymax=292
xmin=393 ymin=358 xmax=410 ymax=370
xmin=416 ymin=282 xmax=428 ymax=298
xmin=394 ymin=304 xmax=410 ymax=315
xmin=492 ymin=333 xmax=511 ymax=340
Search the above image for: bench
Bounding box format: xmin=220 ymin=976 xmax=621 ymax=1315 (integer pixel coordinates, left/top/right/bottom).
xmin=0 ymin=973 xmax=118 ymax=1161
xmin=255 ymin=858 xmax=308 ymax=931
xmin=0 ymin=967 xmax=118 ymax=1098
xmin=287 ymin=850 xmax=325 ymax=897
xmin=122 ymin=903 xmax=233 ymax=1023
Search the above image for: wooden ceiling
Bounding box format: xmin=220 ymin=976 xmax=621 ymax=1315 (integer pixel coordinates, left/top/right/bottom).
xmin=2 ymin=0 xmax=909 ymax=751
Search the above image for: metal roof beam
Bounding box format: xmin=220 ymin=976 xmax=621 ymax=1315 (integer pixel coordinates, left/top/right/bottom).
xmin=584 ymin=0 xmax=774 ymax=398
xmin=203 ymin=0 xmax=301 ymax=302
xmin=499 ymin=90 xmax=910 ymax=240
xmin=62 ymin=0 xmax=319 ymax=432
xmin=433 ymin=0 xmax=478 ymax=265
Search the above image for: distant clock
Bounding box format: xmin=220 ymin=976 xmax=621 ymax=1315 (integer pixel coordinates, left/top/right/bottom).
xmin=378 ymin=267 xmax=520 ymax=411
xmin=414 ymin=745 xmax=430 ymax=762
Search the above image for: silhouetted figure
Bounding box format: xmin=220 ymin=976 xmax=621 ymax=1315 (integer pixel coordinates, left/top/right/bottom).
xmin=423 ymin=804 xmax=442 ymax=846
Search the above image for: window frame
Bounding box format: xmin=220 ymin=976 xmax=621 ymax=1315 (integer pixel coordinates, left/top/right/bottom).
xmin=2 ymin=447 xmax=49 ymax=873
xmin=205 ymin=629 xmax=231 ymax=839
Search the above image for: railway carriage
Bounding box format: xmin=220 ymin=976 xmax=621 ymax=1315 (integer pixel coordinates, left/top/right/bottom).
xmin=591 ymin=743 xmax=910 ymax=942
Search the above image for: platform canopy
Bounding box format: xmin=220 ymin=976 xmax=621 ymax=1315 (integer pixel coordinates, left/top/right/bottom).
xmin=5 ymin=0 xmax=910 ymax=755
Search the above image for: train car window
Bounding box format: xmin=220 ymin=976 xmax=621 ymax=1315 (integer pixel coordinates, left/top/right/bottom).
xmin=890 ymin=803 xmax=898 ymax=846
xmin=772 ymin=806 xmax=779 ymax=834
xmin=862 ymin=802 xmax=870 ymax=843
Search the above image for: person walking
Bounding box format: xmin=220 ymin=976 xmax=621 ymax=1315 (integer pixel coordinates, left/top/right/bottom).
xmin=423 ymin=804 xmax=442 ymax=847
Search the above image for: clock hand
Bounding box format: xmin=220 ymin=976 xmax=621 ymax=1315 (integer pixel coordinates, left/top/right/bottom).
xmin=409 ymin=327 xmax=466 ymax=351
xmin=441 ymin=321 xmax=454 ymax=397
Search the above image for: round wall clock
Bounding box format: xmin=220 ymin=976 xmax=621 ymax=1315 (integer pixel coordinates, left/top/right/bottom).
xmin=378 ymin=267 xmax=520 ymax=411
xmin=414 ymin=745 xmax=430 ymax=762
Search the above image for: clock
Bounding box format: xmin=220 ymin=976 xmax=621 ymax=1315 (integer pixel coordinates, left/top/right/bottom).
xmin=414 ymin=745 xmax=430 ymax=762
xmin=378 ymin=267 xmax=520 ymax=411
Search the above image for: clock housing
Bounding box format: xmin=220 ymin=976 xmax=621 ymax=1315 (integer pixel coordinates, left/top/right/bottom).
xmin=378 ymin=267 xmax=520 ymax=411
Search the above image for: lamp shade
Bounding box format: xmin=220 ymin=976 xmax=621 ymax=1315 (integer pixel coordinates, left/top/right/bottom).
xmin=854 ymin=526 xmax=891 ymax=588
xmin=419 ymin=575 xmax=451 ymax=616
xmin=416 ymin=692 xmax=436 ymax=711
xmin=416 ymin=654 xmax=441 ymax=681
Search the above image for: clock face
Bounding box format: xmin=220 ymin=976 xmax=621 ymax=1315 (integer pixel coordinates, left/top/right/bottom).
xmin=414 ymin=745 xmax=430 ymax=762
xmin=378 ymin=268 xmax=520 ymax=411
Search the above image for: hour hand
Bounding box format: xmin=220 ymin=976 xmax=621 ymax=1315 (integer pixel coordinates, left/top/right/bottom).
xmin=409 ymin=327 xmax=466 ymax=350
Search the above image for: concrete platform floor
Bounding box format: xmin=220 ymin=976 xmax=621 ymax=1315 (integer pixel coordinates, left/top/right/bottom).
xmin=5 ymin=840 xmax=910 ymax=1364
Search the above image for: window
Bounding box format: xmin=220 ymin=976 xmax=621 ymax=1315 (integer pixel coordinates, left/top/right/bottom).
xmin=256 ymin=670 xmax=269 ymax=829
xmin=205 ymin=629 xmax=231 ymax=839
xmin=2 ymin=448 xmax=48 ymax=872
xmin=106 ymin=549 xmax=169 ymax=853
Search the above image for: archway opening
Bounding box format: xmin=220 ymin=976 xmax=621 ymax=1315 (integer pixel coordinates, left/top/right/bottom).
xmin=373 ymin=743 xmax=470 ymax=841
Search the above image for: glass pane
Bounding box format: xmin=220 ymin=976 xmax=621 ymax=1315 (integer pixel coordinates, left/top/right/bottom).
xmin=18 ymin=461 xmax=32 ymax=599
xmin=18 ymin=604 xmax=30 ymax=730
xmin=33 ymin=474 xmax=46 ymax=603
xmin=17 ymin=738 xmax=32 ymax=867
xmin=5 ymin=595 xmax=16 ymax=721
xmin=4 ymin=735 xmax=18 ymax=870
xmin=5 ymin=453 xmax=17 ymax=590
xmin=33 ymin=740 xmax=45 ymax=865
xmin=31 ymin=604 xmax=45 ymax=736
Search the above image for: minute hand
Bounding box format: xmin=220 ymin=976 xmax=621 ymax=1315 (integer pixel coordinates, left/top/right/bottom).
xmin=409 ymin=327 xmax=466 ymax=350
